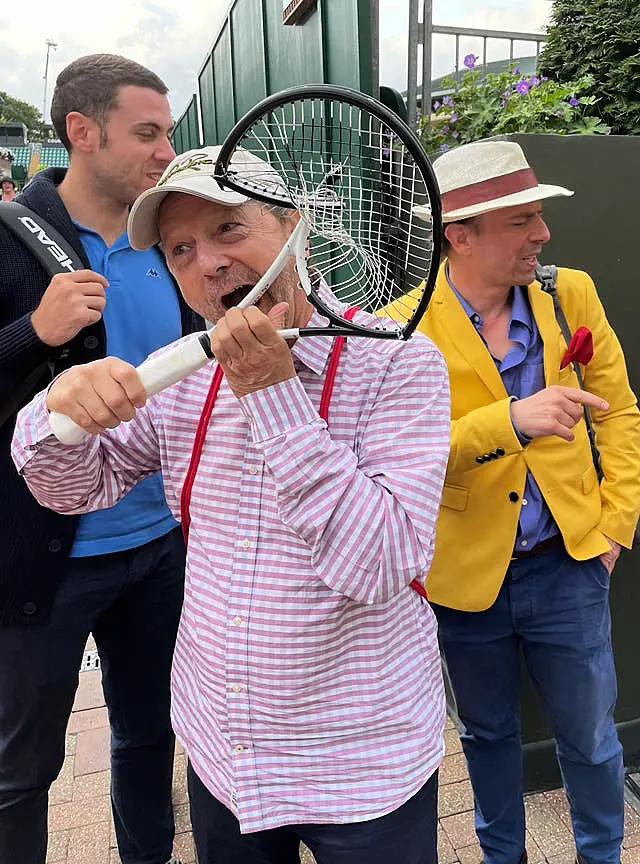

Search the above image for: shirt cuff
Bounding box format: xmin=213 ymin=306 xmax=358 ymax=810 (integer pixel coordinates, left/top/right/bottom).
xmin=239 ymin=376 xmax=323 ymax=443
xmin=509 ymin=396 xmax=532 ymax=446
xmin=11 ymin=389 xmax=59 ymax=472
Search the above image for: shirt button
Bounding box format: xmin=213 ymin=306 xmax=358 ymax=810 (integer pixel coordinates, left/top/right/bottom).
xmin=231 ymin=684 xmax=242 ymax=693
xmin=247 ymin=466 xmax=258 ymax=475
xmin=22 ymin=601 xmax=38 ymax=616
xmin=521 ymin=540 xmax=528 ymax=547
xmin=83 ymin=335 xmax=99 ymax=349
xmin=239 ymin=539 xmax=251 ymax=549
xmin=48 ymin=539 xmax=62 ymax=552
xmin=234 ymin=744 xmax=245 ymax=753
xmin=522 ymin=498 xmax=528 ymax=506
xmin=232 ymin=616 xmax=243 ymax=625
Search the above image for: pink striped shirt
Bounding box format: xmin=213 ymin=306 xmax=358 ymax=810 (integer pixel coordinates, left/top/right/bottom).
xmin=12 ymin=305 xmax=450 ymax=833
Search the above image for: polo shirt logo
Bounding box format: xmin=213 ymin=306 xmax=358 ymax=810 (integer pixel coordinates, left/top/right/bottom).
xmin=146 ymin=267 xmax=161 ymax=278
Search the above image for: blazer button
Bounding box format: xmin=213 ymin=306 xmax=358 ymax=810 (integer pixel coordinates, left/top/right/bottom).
xmin=84 ymin=335 xmax=99 ymax=349
xmin=496 ymin=448 xmax=505 ymax=456
xmin=48 ymin=539 xmax=62 ymax=552
xmin=509 ymin=491 xmax=520 ymax=502
xmin=22 ymin=601 xmax=38 ymax=616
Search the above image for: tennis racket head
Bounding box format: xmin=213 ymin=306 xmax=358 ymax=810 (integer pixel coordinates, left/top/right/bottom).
xmin=214 ymin=85 xmax=442 ymax=340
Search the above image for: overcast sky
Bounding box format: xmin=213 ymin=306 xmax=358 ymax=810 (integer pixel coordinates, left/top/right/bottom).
xmin=0 ymin=0 xmax=551 ymax=124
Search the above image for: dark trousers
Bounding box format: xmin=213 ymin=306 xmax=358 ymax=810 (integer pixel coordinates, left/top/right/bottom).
xmin=188 ymin=763 xmax=438 ymax=864
xmin=433 ymin=547 xmax=623 ymax=864
xmin=0 ymin=527 xmax=185 ymax=864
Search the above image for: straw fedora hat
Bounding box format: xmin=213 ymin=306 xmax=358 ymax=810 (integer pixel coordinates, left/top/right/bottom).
xmin=414 ymin=140 xmax=573 ymax=224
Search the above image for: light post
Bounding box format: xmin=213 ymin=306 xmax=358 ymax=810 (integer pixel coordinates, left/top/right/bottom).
xmin=42 ymin=39 xmax=58 ymax=124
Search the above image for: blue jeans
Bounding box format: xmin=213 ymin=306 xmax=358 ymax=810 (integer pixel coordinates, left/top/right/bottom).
xmin=188 ymin=763 xmax=438 ymax=864
xmin=432 ymin=546 xmax=623 ymax=864
xmin=0 ymin=527 xmax=185 ymax=864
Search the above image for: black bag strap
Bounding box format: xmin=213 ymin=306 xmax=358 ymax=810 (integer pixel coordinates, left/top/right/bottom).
xmin=536 ymin=264 xmax=604 ymax=482
xmin=0 ymin=201 xmax=83 ymax=276
xmin=0 ymin=201 xmax=85 ymax=429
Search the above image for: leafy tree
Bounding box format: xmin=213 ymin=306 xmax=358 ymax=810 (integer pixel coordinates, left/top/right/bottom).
xmin=538 ymin=0 xmax=640 ymax=134
xmin=417 ymin=56 xmax=608 ymax=159
xmin=0 ymin=92 xmax=53 ymax=141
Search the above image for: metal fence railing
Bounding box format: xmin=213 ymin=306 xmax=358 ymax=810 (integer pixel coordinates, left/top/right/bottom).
xmin=407 ymin=1 xmax=547 ymax=128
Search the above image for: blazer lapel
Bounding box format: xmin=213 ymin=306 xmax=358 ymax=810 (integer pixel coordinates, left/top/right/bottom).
xmin=431 ymin=268 xmax=507 ymax=401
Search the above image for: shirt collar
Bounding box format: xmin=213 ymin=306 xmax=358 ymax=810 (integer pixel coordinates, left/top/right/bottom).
xmin=73 ymin=220 xmax=130 ymax=252
xmin=445 ymin=263 xmax=532 ymax=332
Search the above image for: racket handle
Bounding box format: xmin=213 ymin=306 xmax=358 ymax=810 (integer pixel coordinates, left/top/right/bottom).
xmin=49 ymin=334 xmax=212 ymax=445
xmin=48 ymin=411 xmax=92 ymax=446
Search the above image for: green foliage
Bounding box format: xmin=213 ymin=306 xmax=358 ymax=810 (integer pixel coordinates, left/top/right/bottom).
xmin=0 ymin=91 xmax=53 ymax=142
xmin=538 ymin=0 xmax=640 ymax=135
xmin=417 ymin=59 xmax=609 ymax=159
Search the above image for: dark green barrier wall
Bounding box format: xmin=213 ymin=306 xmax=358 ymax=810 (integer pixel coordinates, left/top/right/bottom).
xmin=172 ymin=94 xmax=201 ymax=154
xmin=503 ymin=133 xmax=640 ymax=789
xmin=194 ymin=0 xmax=374 ymax=148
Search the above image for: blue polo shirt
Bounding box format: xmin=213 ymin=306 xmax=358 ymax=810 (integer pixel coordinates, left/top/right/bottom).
xmin=70 ymin=226 xmax=181 ymax=557
xmin=446 ymin=265 xmax=557 ymax=551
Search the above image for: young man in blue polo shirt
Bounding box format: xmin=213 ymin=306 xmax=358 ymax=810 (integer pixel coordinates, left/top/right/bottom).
xmin=0 ymin=54 xmax=201 ymax=864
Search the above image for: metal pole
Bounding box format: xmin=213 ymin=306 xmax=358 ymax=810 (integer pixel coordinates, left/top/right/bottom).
xmin=407 ymin=0 xmax=419 ymax=128
xmin=42 ymin=39 xmax=58 ymax=125
xmin=422 ymin=0 xmax=433 ymax=121
xmin=370 ymin=0 xmax=380 ymax=98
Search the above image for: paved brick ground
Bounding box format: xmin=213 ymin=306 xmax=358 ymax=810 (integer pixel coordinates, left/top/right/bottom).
xmin=48 ymin=661 xmax=640 ymax=864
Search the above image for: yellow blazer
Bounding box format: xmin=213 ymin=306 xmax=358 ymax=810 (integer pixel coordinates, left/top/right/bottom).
xmin=390 ymin=264 xmax=640 ymax=611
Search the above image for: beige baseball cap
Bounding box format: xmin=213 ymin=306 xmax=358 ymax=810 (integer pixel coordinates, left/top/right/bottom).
xmin=127 ymin=145 xmax=286 ymax=249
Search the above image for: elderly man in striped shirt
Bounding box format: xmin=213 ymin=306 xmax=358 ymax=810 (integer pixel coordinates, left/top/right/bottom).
xmin=12 ymin=147 xmax=450 ymax=864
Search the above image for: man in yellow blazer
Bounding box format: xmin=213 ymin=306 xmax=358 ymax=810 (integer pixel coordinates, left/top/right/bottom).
xmin=412 ymin=141 xmax=640 ymax=864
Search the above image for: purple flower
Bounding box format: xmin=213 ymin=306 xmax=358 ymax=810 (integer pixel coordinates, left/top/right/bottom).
xmin=443 ymin=95 xmax=454 ymax=108
xmin=516 ymin=79 xmax=530 ymax=95
xmin=439 ymin=143 xmax=450 ymax=152
xmin=529 ymin=75 xmax=540 ymax=88
xmin=451 ymin=131 xmax=459 ymax=139
xmin=441 ymin=126 xmax=450 ymax=135
xmin=541 ymin=75 xmax=549 ymax=82
xmin=463 ymin=54 xmax=477 ymax=70
xmin=449 ymin=112 xmax=459 ymax=124
xmin=569 ymin=96 xmax=579 ymax=107
xmin=382 ymin=146 xmax=391 ymax=157
xmin=513 ymin=66 xmax=521 ymax=75
xmin=433 ymin=100 xmax=441 ymax=111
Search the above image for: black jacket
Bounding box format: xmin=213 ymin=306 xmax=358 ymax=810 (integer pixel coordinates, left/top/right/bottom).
xmin=0 ymin=168 xmax=202 ymax=625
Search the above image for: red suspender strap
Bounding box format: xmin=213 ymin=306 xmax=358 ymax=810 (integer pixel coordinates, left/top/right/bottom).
xmin=180 ymin=307 xmax=427 ymax=600
xmin=180 ymin=364 xmax=224 ymax=543
xmin=318 ymin=306 xmax=358 ymax=423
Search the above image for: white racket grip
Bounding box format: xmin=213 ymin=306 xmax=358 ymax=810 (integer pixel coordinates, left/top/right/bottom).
xmin=49 ymin=334 xmax=211 ymax=445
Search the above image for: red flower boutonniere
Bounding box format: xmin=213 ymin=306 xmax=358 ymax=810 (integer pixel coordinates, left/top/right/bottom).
xmin=560 ymin=326 xmax=594 ymax=369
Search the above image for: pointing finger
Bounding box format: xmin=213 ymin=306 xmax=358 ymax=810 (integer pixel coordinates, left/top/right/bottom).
xmin=560 ymin=387 xmax=609 ymax=412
